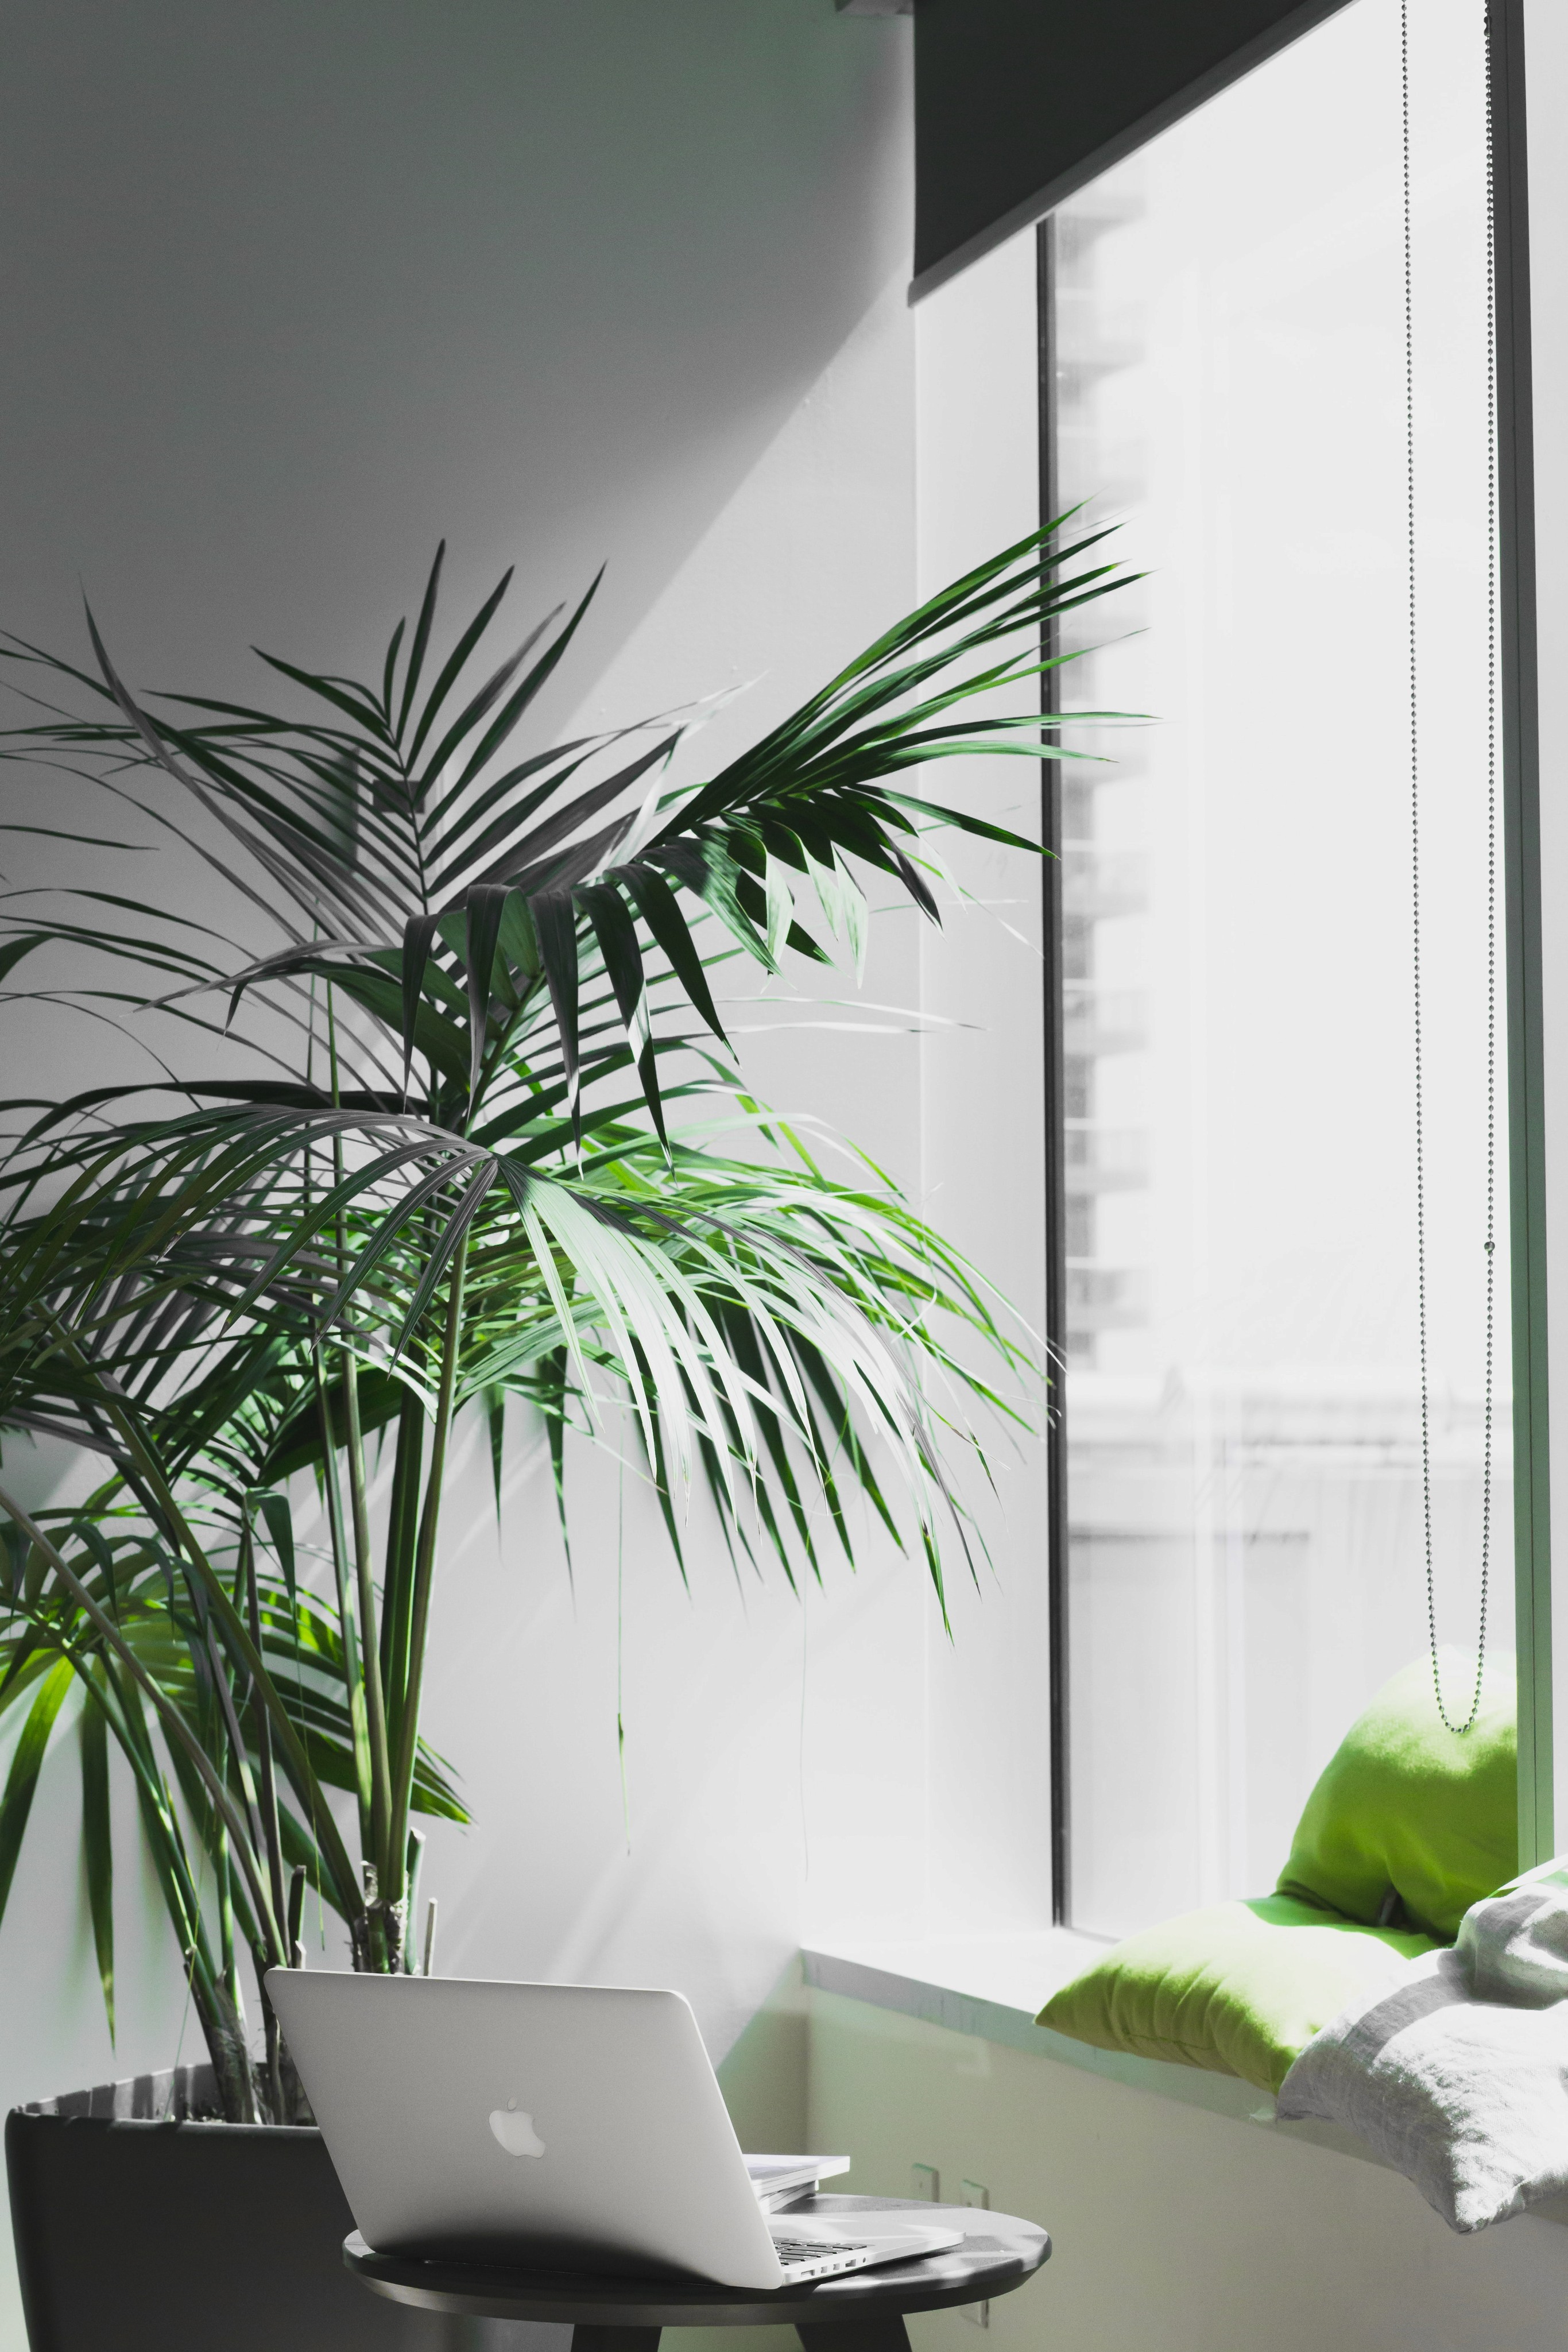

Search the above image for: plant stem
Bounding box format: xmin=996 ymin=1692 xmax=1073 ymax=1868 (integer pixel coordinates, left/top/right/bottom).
xmin=313 ymin=1345 xmax=373 ymax=1859
xmin=241 ymin=1512 xmax=289 ymax=1937
xmin=343 ymin=1352 xmax=393 ymax=1890
xmin=404 ymin=1825 xmax=426 ymax=1974
xmin=326 ymin=983 xmax=393 ymax=1881
xmin=216 ymin=1827 xmax=237 ymax=2007
xmin=385 ymin=1236 xmax=469 ymax=1909
xmin=381 ymin=1396 xmax=423 ymax=1727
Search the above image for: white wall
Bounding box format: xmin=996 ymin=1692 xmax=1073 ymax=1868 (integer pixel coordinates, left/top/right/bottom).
xmin=0 ymin=10 xmax=1067 ymax=2346
xmin=0 ymin=1 xmax=916 ymax=2340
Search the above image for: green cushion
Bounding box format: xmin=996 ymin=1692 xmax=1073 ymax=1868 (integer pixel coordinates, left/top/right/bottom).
xmin=1037 ymin=1894 xmax=1438 ymax=2094
xmin=1276 ymin=1650 xmax=1517 ymax=1939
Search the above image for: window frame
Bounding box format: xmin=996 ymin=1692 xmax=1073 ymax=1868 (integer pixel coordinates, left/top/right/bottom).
xmin=1035 ymin=0 xmax=1551 ymax=1914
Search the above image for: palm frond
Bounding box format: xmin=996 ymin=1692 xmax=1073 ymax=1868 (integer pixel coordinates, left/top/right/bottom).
xmin=0 ymin=521 xmax=1133 ymax=2091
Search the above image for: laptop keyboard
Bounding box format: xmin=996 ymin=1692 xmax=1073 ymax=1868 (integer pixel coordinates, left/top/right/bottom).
xmin=772 ymin=2236 xmax=872 ymax=2271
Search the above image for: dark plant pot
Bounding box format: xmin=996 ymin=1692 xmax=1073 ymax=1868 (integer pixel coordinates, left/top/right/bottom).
xmin=6 ymin=2064 xmax=533 ymax=2351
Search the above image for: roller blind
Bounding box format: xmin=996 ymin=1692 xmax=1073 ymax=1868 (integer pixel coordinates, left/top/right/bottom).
xmin=912 ymin=0 xmax=1355 ymax=297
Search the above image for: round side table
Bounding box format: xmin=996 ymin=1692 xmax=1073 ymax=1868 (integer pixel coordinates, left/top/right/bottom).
xmin=345 ymin=2194 xmax=1051 ymax=2352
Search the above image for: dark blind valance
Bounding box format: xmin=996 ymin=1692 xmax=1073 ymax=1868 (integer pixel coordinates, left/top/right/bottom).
xmin=913 ymin=0 xmax=1353 ymax=297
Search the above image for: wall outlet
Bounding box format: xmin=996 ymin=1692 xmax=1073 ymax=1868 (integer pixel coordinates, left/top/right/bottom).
xmin=959 ymin=2181 xmax=990 ymax=2327
xmin=911 ymin=2163 xmax=940 ymax=2201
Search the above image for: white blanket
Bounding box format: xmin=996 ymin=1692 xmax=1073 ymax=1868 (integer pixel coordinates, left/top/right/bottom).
xmin=1276 ymin=1863 xmax=1568 ymax=2231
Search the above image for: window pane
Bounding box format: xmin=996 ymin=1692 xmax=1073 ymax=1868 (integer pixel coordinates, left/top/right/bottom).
xmin=1052 ymin=0 xmax=1509 ymax=1937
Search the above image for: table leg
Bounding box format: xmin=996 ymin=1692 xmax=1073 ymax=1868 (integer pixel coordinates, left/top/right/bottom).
xmin=570 ymin=2329 xmax=662 ymax=2352
xmin=797 ymin=2316 xmax=913 ymax=2352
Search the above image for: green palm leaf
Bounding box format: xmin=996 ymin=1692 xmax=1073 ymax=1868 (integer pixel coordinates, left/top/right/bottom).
xmin=0 ymin=520 xmax=1134 ymax=2100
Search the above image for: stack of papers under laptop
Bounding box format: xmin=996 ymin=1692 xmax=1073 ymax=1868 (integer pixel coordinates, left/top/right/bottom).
xmin=745 ymin=2155 xmax=850 ymax=2211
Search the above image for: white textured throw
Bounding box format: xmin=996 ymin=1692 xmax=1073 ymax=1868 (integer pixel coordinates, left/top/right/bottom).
xmin=1276 ymin=1864 xmax=1568 ymax=2231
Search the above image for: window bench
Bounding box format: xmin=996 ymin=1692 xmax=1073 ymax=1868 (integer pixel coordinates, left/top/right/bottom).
xmin=800 ymin=1934 xmax=1568 ymax=2226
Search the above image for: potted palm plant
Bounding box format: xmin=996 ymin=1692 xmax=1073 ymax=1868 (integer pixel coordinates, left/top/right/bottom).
xmin=0 ymin=521 xmax=1125 ymax=2349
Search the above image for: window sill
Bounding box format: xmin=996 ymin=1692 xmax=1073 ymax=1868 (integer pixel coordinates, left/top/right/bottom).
xmin=803 ymin=1932 xmax=1273 ymax=2124
xmin=800 ymin=1933 xmax=1568 ymax=2225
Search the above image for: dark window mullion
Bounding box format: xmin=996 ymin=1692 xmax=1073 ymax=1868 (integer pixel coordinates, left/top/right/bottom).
xmin=1038 ymin=214 xmax=1072 ymax=1927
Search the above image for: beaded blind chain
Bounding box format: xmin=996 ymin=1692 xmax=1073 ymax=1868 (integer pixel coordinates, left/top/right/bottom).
xmin=1405 ymin=0 xmax=1499 ymax=1736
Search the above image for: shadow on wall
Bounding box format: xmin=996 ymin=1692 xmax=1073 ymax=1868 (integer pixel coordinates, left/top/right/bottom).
xmin=0 ymin=17 xmax=919 ymax=2340
xmin=0 ymin=0 xmax=911 ymax=708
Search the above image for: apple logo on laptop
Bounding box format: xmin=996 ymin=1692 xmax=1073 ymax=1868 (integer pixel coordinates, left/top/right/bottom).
xmin=489 ymin=2098 xmax=545 ymax=2158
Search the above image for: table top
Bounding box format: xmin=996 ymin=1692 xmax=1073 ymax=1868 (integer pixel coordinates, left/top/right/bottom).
xmin=344 ymin=2195 xmax=1051 ymax=2327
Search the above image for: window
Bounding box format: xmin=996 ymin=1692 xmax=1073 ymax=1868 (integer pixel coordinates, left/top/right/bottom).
xmin=1046 ymin=0 xmax=1506 ymax=1936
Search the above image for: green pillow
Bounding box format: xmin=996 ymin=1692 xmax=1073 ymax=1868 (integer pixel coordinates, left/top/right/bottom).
xmin=1277 ymin=1650 xmax=1516 ymax=1939
xmin=1037 ymin=1894 xmax=1437 ymax=2094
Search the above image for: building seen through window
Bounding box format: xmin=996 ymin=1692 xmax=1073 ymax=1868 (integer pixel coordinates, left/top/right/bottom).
xmin=1048 ymin=0 xmax=1507 ymax=1937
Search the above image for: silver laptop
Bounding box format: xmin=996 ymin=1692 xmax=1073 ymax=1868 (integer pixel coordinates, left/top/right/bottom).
xmin=266 ymin=1970 xmax=963 ymax=2290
